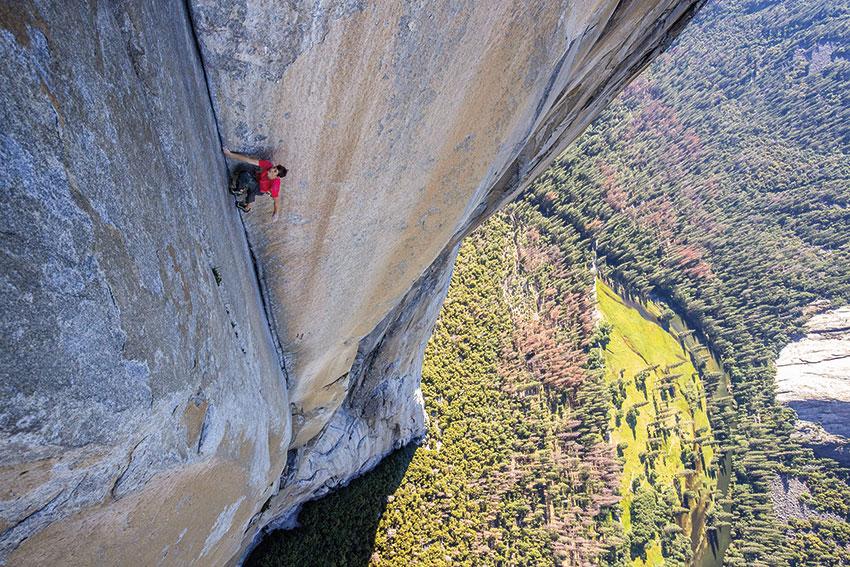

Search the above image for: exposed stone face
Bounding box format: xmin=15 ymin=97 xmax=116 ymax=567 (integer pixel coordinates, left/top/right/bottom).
xmin=249 ymin=246 xmax=458 ymax=550
xmin=776 ymin=306 xmax=850 ymax=466
xmin=191 ymin=0 xmax=704 ymax=451
xmin=769 ymin=473 xmax=843 ymax=524
xmin=1 ymin=0 xmax=702 ymax=564
xmin=0 ymin=2 xmax=287 ymax=564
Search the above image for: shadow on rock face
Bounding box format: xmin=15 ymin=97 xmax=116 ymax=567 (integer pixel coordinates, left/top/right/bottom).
xmin=787 ymin=399 xmax=850 ymax=467
xmin=787 ymin=399 xmax=850 ymax=439
xmin=245 ymin=443 xmax=417 ymax=567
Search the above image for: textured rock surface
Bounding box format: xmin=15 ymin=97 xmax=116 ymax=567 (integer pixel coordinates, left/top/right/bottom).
xmin=2 ymin=0 xmax=702 ymax=564
xmin=769 ymin=473 xmax=843 ymax=523
xmin=191 ymin=0 xmax=704 ymax=449
xmin=0 ymin=2 xmax=288 ymax=564
xmin=260 ymin=247 xmax=457 ymax=538
xmin=776 ymin=306 xmax=850 ymax=466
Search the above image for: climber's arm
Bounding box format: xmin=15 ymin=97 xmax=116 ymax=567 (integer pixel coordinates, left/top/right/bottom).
xmin=222 ymin=147 xmax=260 ymax=166
xmin=272 ymin=197 xmax=280 ymax=220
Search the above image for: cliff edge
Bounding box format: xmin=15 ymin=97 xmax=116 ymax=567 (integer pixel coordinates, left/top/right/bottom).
xmin=0 ymin=1 xmax=702 ymax=564
xmin=776 ymin=307 xmax=850 ymax=466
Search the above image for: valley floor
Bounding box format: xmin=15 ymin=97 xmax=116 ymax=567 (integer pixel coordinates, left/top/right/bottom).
xmin=596 ymin=280 xmax=727 ymax=566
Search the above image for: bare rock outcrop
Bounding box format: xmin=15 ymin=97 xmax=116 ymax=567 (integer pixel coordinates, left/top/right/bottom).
xmin=770 ymin=473 xmax=843 ymax=523
xmin=776 ymin=306 xmax=850 ymax=466
xmin=1 ymin=0 xmax=702 ymax=564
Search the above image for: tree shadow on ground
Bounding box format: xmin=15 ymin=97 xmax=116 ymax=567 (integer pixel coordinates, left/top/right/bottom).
xmin=245 ymin=443 xmax=417 ymax=567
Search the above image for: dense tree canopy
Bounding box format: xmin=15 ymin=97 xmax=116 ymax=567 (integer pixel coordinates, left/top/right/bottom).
xmin=523 ymin=0 xmax=850 ymax=563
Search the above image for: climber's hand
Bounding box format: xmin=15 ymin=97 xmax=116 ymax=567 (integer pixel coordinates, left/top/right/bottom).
xmin=222 ymin=145 xmax=231 ymax=154
xmin=272 ymin=211 xmax=279 ymax=222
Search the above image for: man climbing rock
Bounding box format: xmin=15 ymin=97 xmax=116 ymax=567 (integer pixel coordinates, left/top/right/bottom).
xmin=223 ymin=147 xmax=287 ymax=220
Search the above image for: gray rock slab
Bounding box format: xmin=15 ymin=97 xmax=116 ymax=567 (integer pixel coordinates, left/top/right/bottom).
xmin=1 ymin=2 xmax=287 ymax=564
xmin=191 ymin=0 xmax=705 ymax=458
xmin=776 ymin=306 xmax=850 ymax=464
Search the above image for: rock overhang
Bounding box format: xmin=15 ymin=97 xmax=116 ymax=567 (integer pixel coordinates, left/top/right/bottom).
xmin=1 ymin=0 xmax=705 ymax=563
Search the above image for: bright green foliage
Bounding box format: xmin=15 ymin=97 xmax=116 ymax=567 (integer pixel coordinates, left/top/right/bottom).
xmin=785 ymin=518 xmax=850 ymax=566
xmin=523 ymin=0 xmax=850 ymax=562
xmin=629 ymin=488 xmax=667 ymax=562
xmin=597 ymin=280 xmax=716 ymax=566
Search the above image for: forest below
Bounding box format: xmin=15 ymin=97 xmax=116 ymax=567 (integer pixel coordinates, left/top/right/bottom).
xmin=249 ymin=0 xmax=850 ymax=565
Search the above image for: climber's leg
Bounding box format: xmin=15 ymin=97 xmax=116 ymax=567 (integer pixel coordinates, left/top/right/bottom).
xmin=228 ymin=170 xmax=241 ymax=195
xmin=244 ymin=180 xmax=259 ymax=204
xmin=237 ymin=176 xmax=260 ymax=212
xmin=237 ymin=170 xmax=256 ymax=194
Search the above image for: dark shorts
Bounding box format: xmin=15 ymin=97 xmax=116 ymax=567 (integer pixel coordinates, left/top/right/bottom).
xmin=233 ymin=168 xmax=261 ymax=204
xmin=239 ymin=171 xmax=262 ymax=204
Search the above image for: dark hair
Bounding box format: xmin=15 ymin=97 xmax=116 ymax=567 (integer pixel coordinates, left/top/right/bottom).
xmin=276 ymin=165 xmax=288 ymax=177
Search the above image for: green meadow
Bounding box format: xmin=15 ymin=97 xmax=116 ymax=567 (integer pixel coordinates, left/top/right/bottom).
xmin=597 ymin=280 xmax=717 ymax=565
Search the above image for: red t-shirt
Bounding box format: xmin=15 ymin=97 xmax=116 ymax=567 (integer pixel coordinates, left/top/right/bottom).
xmin=257 ymin=160 xmax=281 ymax=199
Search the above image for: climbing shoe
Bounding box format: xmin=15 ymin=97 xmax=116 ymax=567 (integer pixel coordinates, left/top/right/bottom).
xmin=228 ymin=174 xmax=244 ymax=196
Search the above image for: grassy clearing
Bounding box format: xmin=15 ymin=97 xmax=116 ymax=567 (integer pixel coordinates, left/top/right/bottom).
xmin=597 ymin=280 xmax=716 ymax=566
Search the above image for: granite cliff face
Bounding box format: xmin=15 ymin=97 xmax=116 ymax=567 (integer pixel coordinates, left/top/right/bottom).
xmin=1 ymin=1 xmax=702 ymax=564
xmin=0 ymin=2 xmax=288 ymax=564
xmin=776 ymin=307 xmax=850 ymax=467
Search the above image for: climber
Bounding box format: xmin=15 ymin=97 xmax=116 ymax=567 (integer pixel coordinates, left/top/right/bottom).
xmin=222 ymin=147 xmax=287 ymax=220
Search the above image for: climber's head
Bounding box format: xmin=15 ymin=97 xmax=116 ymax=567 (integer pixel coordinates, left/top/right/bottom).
xmin=267 ymin=165 xmax=288 ymax=179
